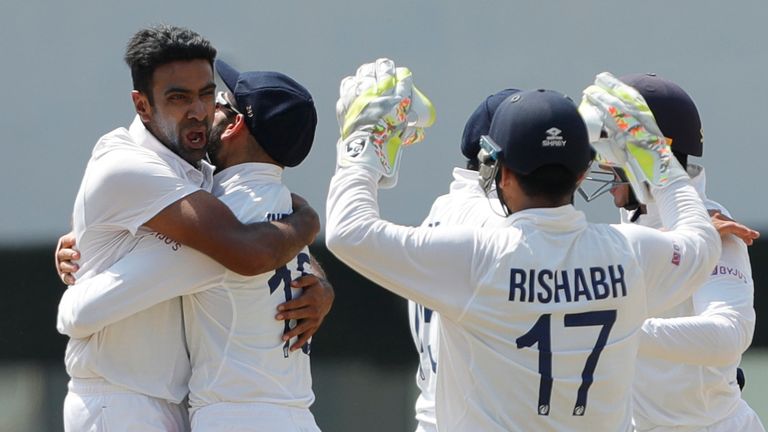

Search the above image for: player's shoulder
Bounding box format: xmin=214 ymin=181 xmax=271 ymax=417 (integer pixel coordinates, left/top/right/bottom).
xmin=89 ymin=127 xmax=180 ymax=174
xmin=704 ymin=197 xmax=730 ymax=218
xmin=701 ymin=196 xmax=750 ymax=263
xmin=92 ymin=126 xmax=139 ymax=156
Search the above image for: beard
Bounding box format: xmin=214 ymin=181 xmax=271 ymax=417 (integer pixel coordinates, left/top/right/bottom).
xmin=207 ymin=118 xmax=234 ymax=170
xmin=150 ymin=115 xmax=210 ymax=165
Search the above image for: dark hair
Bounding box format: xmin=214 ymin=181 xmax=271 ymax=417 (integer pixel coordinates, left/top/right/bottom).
xmin=514 ymin=164 xmax=580 ymax=202
xmin=124 ymin=24 xmax=216 ymax=101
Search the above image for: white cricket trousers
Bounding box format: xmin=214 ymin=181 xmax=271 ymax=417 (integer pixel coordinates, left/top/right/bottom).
xmin=638 ymin=399 xmax=765 ymax=432
xmin=63 ymin=378 xmax=189 ymax=432
xmin=190 ymin=402 xmax=320 ymax=432
xmin=415 ymin=421 xmax=438 ymax=432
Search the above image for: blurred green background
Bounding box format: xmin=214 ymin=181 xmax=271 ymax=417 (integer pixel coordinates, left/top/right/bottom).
xmin=1 ymin=242 xmax=765 ymax=431
xmin=3 ymin=1 xmax=767 ymax=430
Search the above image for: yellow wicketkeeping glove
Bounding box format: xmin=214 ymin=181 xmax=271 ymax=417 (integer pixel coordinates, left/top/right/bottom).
xmin=336 ymin=58 xmax=436 ymax=188
xmin=580 ymin=72 xmax=687 ymax=204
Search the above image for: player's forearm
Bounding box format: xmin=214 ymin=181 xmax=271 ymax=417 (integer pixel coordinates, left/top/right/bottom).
xmin=56 ymin=239 xmax=228 ymax=337
xmin=326 ymin=167 xmax=391 ymax=271
xmin=226 ymin=206 xmax=320 ymax=276
xmin=57 ymin=277 xmax=122 ymax=338
xmin=640 ymin=311 xmax=754 ymax=366
xmin=145 ymin=190 xmax=319 ymax=276
xmin=654 ymin=180 xmax=719 ymax=251
xmin=651 ymin=180 xmax=721 ymax=307
xmin=326 ymin=167 xmax=474 ymax=317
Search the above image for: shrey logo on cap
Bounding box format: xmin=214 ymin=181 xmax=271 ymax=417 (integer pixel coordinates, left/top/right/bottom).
xmin=542 ymin=127 xmax=566 ymax=147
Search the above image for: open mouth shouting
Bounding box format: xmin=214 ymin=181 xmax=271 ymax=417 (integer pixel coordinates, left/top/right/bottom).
xmin=184 ymin=127 xmax=208 ymax=150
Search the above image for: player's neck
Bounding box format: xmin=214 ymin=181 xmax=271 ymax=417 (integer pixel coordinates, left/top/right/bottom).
xmin=510 ymin=196 xmax=572 ymax=213
xmin=500 ymin=168 xmax=571 ymax=213
xmin=219 ymin=138 xmax=281 ymax=170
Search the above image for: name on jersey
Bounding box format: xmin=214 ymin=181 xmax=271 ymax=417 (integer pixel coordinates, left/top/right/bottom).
xmin=153 ymin=232 xmax=181 ymax=251
xmin=266 ymin=213 xmax=289 ymax=221
xmin=508 ymin=265 xmax=626 ymax=303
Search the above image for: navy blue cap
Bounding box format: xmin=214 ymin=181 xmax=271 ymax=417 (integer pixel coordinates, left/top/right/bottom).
xmin=619 ymin=73 xmax=703 ymax=157
xmin=488 ymin=89 xmax=592 ymax=175
xmin=461 ymin=89 xmax=521 ymax=160
xmin=215 ymin=60 xmax=317 ymax=167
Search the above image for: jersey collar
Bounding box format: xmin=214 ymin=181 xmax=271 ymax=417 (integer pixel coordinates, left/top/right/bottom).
xmin=213 ymin=162 xmax=283 ymax=195
xmin=128 ymin=116 xmax=215 ymax=189
xmin=502 ymin=205 xmax=588 ymax=232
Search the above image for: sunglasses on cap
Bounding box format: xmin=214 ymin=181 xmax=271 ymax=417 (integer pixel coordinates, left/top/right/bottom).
xmin=216 ymin=91 xmax=242 ymax=116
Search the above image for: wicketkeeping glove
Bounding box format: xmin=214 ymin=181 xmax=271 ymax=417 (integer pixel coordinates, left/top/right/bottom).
xmin=336 ymin=58 xmax=436 ymax=188
xmin=580 ymin=72 xmax=687 ymax=204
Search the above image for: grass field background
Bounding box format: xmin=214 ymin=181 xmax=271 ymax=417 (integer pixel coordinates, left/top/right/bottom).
xmin=740 ymin=348 xmax=768 ymax=421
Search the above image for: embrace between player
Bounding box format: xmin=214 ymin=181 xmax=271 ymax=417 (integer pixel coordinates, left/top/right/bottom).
xmin=55 ymin=25 xmax=333 ymax=432
xmin=55 ymin=24 xmax=762 ymax=432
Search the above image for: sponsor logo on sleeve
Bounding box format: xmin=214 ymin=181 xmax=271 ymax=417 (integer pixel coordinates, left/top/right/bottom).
xmin=153 ymin=232 xmax=181 ymax=251
xmin=671 ymin=241 xmax=681 ymax=266
xmin=711 ymin=265 xmax=749 ymax=284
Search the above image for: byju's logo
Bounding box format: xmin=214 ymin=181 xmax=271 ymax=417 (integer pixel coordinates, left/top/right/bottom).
xmin=542 ymin=127 xmax=566 ymax=147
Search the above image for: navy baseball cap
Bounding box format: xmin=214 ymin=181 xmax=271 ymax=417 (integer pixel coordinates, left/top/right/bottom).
xmin=461 ymin=89 xmax=521 ymax=160
xmin=215 ymin=60 xmax=317 ymax=167
xmin=619 ymin=73 xmax=703 ymax=157
xmin=488 ymin=89 xmax=592 ymax=175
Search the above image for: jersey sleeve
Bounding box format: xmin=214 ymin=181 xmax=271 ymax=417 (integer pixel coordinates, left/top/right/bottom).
xmin=56 ymin=233 xmax=227 ymax=339
xmin=83 ymin=147 xmax=204 ymax=235
xmin=639 ymin=234 xmax=756 ymax=366
xmin=326 ymin=166 xmax=480 ymax=320
xmin=618 ymin=179 xmax=721 ymax=316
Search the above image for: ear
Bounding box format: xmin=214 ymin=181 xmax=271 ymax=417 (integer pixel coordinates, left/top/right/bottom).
xmin=575 ymin=167 xmax=589 ymax=188
xmin=498 ymin=165 xmax=514 ymax=189
xmin=220 ymin=114 xmax=248 ymax=141
xmin=131 ymin=91 xmax=152 ymax=122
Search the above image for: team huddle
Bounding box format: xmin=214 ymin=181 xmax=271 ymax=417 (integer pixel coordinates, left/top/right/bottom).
xmin=54 ymin=25 xmax=763 ymax=431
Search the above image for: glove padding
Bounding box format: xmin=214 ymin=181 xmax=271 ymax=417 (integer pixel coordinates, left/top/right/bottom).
xmin=336 ymin=58 xmax=435 ymax=188
xmin=580 ymin=72 xmax=687 ymax=204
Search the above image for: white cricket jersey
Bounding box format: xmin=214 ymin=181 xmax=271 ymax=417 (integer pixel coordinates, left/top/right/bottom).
xmin=627 ymin=165 xmax=762 ymax=431
xmin=326 ymin=166 xmax=720 ymax=432
xmin=408 ymin=167 xmax=502 ymax=430
xmin=61 ymin=115 xmax=214 ymax=403
xmin=58 ymin=163 xmax=315 ymax=412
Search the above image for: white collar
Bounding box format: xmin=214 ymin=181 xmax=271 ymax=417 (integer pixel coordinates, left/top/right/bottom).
xmin=449 ymin=167 xmax=482 ymax=192
xmin=213 ymin=162 xmax=283 ymax=194
xmin=498 ymin=204 xmax=587 ymax=232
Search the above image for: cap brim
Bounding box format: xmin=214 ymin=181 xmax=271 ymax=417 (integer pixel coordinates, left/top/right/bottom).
xmin=214 ymin=59 xmax=240 ymax=94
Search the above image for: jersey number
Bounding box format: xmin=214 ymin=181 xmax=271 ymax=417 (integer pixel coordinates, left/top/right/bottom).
xmin=269 ymin=252 xmax=311 ymax=357
xmin=516 ymin=309 xmax=616 ymax=416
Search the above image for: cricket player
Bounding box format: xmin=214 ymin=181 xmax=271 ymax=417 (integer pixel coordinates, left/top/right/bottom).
xmin=58 ymin=62 xmax=323 ymax=431
xmin=325 ymin=59 xmax=720 ymax=431
xmin=595 ymin=73 xmax=764 ymax=431
xmin=408 ymin=88 xmax=516 ymax=432
xmin=60 ymin=26 xmax=320 ymax=432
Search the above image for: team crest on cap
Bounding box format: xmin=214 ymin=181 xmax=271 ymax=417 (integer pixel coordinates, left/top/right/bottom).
xmin=542 ymin=127 xmax=566 ymax=147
